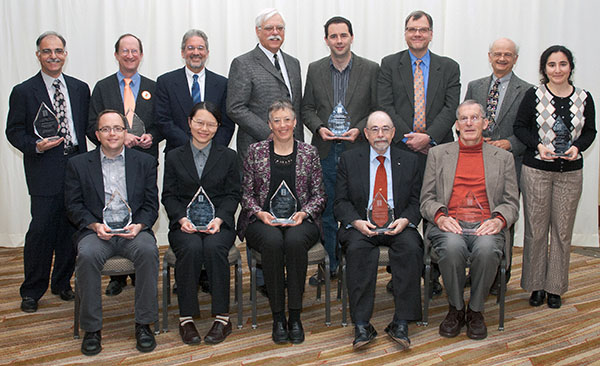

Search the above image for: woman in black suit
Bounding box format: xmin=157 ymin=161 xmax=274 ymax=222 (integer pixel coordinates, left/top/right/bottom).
xmin=162 ymin=102 xmax=241 ymax=345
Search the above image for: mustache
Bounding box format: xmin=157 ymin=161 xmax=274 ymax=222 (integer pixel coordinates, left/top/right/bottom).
xmin=268 ymin=35 xmax=282 ymax=41
xmin=46 ymin=58 xmax=62 ymax=63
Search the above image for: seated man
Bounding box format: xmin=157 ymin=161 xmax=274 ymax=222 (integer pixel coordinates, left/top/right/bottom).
xmin=65 ymin=110 xmax=159 ymax=356
xmin=420 ymin=100 xmax=519 ymax=340
xmin=334 ymin=111 xmax=423 ymax=350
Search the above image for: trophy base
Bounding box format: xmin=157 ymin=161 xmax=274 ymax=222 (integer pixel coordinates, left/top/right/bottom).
xmin=552 ymin=153 xmax=568 ymax=157
xmin=271 ymin=219 xmax=296 ymax=224
xmin=36 ymin=136 xmax=60 ymax=143
xmin=373 ymin=227 xmax=392 ymax=234
xmin=109 ymin=228 xmax=130 ymax=234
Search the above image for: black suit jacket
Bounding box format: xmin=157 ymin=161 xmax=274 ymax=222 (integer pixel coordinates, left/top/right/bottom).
xmin=5 ymin=71 xmax=90 ymax=196
xmin=64 ymin=147 xmax=159 ymax=244
xmin=161 ymin=142 xmax=241 ymax=231
xmin=334 ymin=144 xmax=422 ymax=228
xmin=87 ymin=73 xmax=161 ymax=159
xmin=155 ymin=67 xmax=234 ymax=152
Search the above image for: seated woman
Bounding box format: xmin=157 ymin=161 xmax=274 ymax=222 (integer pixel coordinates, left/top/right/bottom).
xmin=162 ymin=102 xmax=241 ymax=345
xmin=238 ymin=99 xmax=326 ymax=344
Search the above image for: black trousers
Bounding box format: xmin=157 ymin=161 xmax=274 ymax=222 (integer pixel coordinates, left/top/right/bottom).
xmin=169 ymin=228 xmax=235 ymax=316
xmin=21 ymin=194 xmax=76 ymax=300
xmin=340 ymin=227 xmax=423 ymax=324
xmin=246 ymin=220 xmax=319 ymax=314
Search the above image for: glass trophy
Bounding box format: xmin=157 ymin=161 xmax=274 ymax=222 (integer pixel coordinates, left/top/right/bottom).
xmin=327 ymin=102 xmax=351 ymax=137
xmin=33 ymin=102 xmax=60 ymax=141
xmin=270 ymin=180 xmax=297 ymax=224
xmin=186 ymin=186 xmax=215 ymax=230
xmin=552 ymin=116 xmax=571 ymax=157
xmin=126 ymin=109 xmax=146 ymax=137
xmin=455 ymin=191 xmax=485 ymax=235
xmin=367 ymin=191 xmax=394 ymax=233
xmin=102 ymin=190 xmax=132 ymax=234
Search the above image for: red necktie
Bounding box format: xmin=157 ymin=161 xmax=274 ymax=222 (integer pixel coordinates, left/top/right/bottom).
xmin=374 ymin=156 xmax=387 ymax=200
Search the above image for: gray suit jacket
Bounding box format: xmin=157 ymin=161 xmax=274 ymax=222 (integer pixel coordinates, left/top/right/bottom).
xmin=227 ymin=45 xmax=303 ymax=160
xmin=301 ymin=53 xmax=379 ymax=158
xmin=378 ymin=50 xmax=460 ymax=146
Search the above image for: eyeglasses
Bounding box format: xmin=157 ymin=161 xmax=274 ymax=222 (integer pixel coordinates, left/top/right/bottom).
xmin=458 ymin=116 xmax=482 ymax=123
xmin=405 ymin=27 xmax=431 ymax=34
xmin=119 ymin=48 xmax=140 ymax=56
xmin=490 ymin=52 xmax=515 ymax=59
xmin=190 ymin=119 xmax=218 ymax=129
xmin=98 ymin=126 xmax=126 ymax=134
xmin=270 ymin=117 xmax=294 ymax=124
xmin=366 ymin=126 xmax=394 ymax=134
xmin=261 ymin=25 xmax=285 ymax=33
xmin=185 ymin=45 xmax=206 ymax=52
xmin=39 ymin=48 xmax=65 ymax=56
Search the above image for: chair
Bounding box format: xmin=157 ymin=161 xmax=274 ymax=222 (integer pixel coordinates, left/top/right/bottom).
xmin=162 ymin=245 xmax=243 ymax=332
xmin=74 ymin=256 xmax=159 ymax=338
xmin=249 ymin=241 xmax=331 ymax=328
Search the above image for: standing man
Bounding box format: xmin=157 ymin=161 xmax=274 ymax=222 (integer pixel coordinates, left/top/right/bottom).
xmin=65 ymin=110 xmax=159 ymax=356
xmin=155 ymin=29 xmax=233 ymax=153
xmin=302 ymin=16 xmax=379 ymax=284
xmin=6 ymin=31 xmax=90 ymax=313
xmin=335 ymin=111 xmax=423 ymax=350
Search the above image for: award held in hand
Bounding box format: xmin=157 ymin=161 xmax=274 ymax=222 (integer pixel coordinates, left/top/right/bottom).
xmin=186 ymin=187 xmax=215 ymax=230
xmin=33 ymin=102 xmax=60 ymax=141
xmin=367 ymin=191 xmax=394 ymax=233
xmin=327 ymin=102 xmax=351 ymax=137
xmin=103 ymin=190 xmax=132 ymax=234
xmin=455 ymin=191 xmax=485 ymax=235
xmin=270 ymin=180 xmax=297 ymax=224
xmin=551 ymin=116 xmax=572 ymax=157
xmin=125 ymin=108 xmax=146 ymax=137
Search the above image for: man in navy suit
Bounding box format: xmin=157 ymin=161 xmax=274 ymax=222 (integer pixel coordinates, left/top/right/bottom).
xmin=155 ymin=29 xmax=234 ymax=152
xmin=5 ymin=31 xmax=90 ymax=313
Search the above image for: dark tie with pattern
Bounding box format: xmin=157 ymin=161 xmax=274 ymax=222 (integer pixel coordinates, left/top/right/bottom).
xmin=53 ymin=79 xmax=73 ymax=149
xmin=273 ymin=54 xmax=290 ymax=98
xmin=191 ymin=74 xmax=201 ymax=104
xmin=486 ymin=79 xmax=501 ymax=126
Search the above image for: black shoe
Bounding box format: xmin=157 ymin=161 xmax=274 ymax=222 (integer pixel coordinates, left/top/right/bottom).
xmin=20 ymin=297 xmax=38 ymax=313
xmin=135 ymin=323 xmax=156 ymax=353
xmin=81 ymin=330 xmax=102 ymax=356
xmin=529 ymin=290 xmax=546 ymax=307
xmin=52 ymin=288 xmax=75 ymax=301
xmin=258 ymin=285 xmax=268 ymax=298
xmin=430 ymin=278 xmax=443 ymax=298
xmin=385 ymin=321 xmax=410 ymax=350
xmin=204 ymin=319 xmax=232 ymax=344
xmin=288 ymin=319 xmax=305 ymax=344
xmin=272 ymin=320 xmax=289 ymax=344
xmin=386 ymin=280 xmax=393 ymax=293
xmin=308 ymin=270 xmax=338 ymax=286
xmin=547 ymin=293 xmax=562 ymax=309
xmin=353 ymin=323 xmax=377 ymax=349
xmin=105 ymin=279 xmax=125 ymax=296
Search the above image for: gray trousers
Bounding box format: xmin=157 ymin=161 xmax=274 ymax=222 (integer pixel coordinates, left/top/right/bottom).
xmin=76 ymin=231 xmax=159 ymax=332
xmin=429 ymin=225 xmax=503 ymax=312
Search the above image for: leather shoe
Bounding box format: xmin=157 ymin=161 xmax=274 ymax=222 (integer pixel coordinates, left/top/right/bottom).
xmin=135 ymin=323 xmax=156 ymax=352
xmin=52 ymin=288 xmax=75 ymax=301
xmin=258 ymin=285 xmax=268 ymax=298
xmin=529 ymin=290 xmax=546 ymax=307
xmin=20 ymin=297 xmax=38 ymax=313
xmin=466 ymin=307 xmax=487 ymax=340
xmin=179 ymin=321 xmax=201 ymax=345
xmin=439 ymin=305 xmax=465 ymax=338
xmin=386 ymin=279 xmax=393 ymax=293
xmin=288 ymin=319 xmax=305 ymax=344
xmin=308 ymin=270 xmax=338 ymax=286
xmin=353 ymin=323 xmax=377 ymax=349
xmin=384 ymin=321 xmax=410 ymax=350
xmin=547 ymin=293 xmax=562 ymax=309
xmin=272 ymin=320 xmax=289 ymax=344
xmin=81 ymin=330 xmax=101 ymax=356
xmin=105 ymin=279 xmax=125 ymax=296
xmin=431 ymin=278 xmax=443 ymax=298
xmin=204 ymin=319 xmax=232 ymax=344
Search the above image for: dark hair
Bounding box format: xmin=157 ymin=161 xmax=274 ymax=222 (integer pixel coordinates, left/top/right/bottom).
xmin=36 ymin=31 xmax=66 ymax=50
xmin=404 ymin=10 xmax=433 ymax=30
xmin=188 ymin=101 xmax=222 ymax=125
xmin=96 ymin=109 xmax=126 ymax=130
xmin=268 ymin=99 xmax=295 ymax=121
xmin=324 ymin=16 xmax=353 ymax=37
xmin=539 ymin=45 xmax=575 ymax=85
xmin=114 ymin=33 xmax=143 ymax=54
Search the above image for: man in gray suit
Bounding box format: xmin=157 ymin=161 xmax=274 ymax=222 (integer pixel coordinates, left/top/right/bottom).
xmin=420 ymin=100 xmax=519 ymax=340
xmin=302 ymin=16 xmax=379 ymax=283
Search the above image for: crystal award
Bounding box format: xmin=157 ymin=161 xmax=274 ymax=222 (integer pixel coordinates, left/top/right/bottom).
xmin=102 ymin=190 xmax=132 ymax=234
xmin=367 ymin=191 xmax=394 ymax=233
xmin=126 ymin=108 xmax=146 ymax=137
xmin=270 ymin=180 xmax=297 ymax=224
xmin=327 ymin=102 xmax=351 ymax=137
xmin=455 ymin=191 xmax=485 ymax=235
xmin=186 ymin=187 xmax=215 ymax=230
xmin=33 ymin=102 xmax=60 ymax=141
xmin=552 ymin=116 xmax=572 ymax=157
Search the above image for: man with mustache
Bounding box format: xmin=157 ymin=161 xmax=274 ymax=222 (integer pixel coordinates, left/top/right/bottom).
xmin=6 ymin=31 xmax=90 ymax=313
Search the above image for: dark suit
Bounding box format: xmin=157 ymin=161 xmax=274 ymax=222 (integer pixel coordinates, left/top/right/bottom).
xmin=334 ymin=144 xmax=423 ymax=323
xmin=162 ymin=142 xmax=240 ymax=316
xmin=88 ymin=73 xmax=161 ymax=159
xmin=155 ymin=67 xmax=234 ymax=152
xmin=5 ymin=71 xmax=90 ymax=301
xmin=65 ymin=147 xmax=159 ymax=331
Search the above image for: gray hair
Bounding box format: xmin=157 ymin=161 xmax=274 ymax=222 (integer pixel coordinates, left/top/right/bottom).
xmin=268 ymin=99 xmax=295 ymax=121
xmin=181 ymin=29 xmax=209 ymax=51
xmin=456 ymin=100 xmax=486 ymax=119
xmin=488 ymin=37 xmax=519 ymax=55
xmin=255 ymin=8 xmax=285 ymax=28
xmin=36 ymin=31 xmax=66 ymax=50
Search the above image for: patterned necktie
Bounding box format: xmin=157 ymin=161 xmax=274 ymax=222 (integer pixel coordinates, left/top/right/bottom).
xmin=123 ymin=78 xmax=136 ymax=128
xmin=53 ymin=79 xmax=73 ymax=148
xmin=413 ymin=60 xmax=426 ymax=133
xmin=486 ymin=79 xmax=501 ymax=125
xmin=273 ymin=54 xmax=290 ymax=98
xmin=191 ymin=74 xmax=201 ymax=104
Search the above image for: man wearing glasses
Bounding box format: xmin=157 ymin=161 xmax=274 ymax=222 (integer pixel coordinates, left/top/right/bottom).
xmin=6 ymin=31 xmax=90 ymax=313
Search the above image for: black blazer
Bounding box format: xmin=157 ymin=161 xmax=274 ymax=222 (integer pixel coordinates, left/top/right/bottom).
xmin=5 ymin=72 xmax=90 ymax=196
xmin=333 ymin=144 xmax=422 ymax=228
xmin=87 ymin=73 xmax=161 ymax=159
xmin=64 ymin=147 xmax=159 ymax=244
xmin=155 ymin=67 xmax=234 ymax=152
xmin=162 ymin=142 xmax=241 ymax=231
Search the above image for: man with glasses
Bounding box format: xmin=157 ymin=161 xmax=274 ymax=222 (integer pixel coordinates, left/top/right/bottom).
xmin=156 ymin=29 xmax=233 ymax=153
xmin=420 ymin=100 xmax=519 ymax=340
xmin=65 ymin=110 xmax=159 ymax=356
xmin=334 ymin=111 xmax=423 ymax=350
xmin=6 ymin=31 xmax=90 ymax=313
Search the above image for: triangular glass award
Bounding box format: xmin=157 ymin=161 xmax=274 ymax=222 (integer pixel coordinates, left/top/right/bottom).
xmin=552 ymin=116 xmax=571 ymax=156
xmin=455 ymin=190 xmax=486 ymax=235
xmin=327 ymin=101 xmax=351 ymax=137
xmin=126 ymin=108 xmax=146 ymax=137
xmin=103 ymin=190 xmax=132 ymax=233
xmin=33 ymin=102 xmax=60 ymax=141
xmin=367 ymin=191 xmax=394 ymax=233
xmin=186 ymin=186 xmax=216 ymax=230
xmin=270 ymin=180 xmax=297 ymax=224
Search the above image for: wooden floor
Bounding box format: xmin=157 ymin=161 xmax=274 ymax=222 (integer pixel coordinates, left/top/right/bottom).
xmin=1 ymin=244 xmax=600 ymax=365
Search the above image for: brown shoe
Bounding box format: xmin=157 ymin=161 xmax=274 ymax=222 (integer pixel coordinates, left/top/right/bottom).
xmin=179 ymin=321 xmax=201 ymax=345
xmin=466 ymin=307 xmax=487 ymax=340
xmin=439 ymin=305 xmax=465 ymax=338
xmin=204 ymin=319 xmax=232 ymax=344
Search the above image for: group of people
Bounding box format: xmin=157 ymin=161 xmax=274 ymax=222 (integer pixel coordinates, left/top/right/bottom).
xmin=5 ymin=6 xmax=595 ymax=357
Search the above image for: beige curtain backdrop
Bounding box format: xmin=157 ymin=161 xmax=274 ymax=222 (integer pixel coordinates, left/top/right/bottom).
xmin=1 ymin=0 xmax=598 ymax=247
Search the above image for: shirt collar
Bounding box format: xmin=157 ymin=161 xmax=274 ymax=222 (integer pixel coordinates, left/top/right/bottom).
xmin=329 ymin=54 xmax=354 ymax=73
xmin=100 ymin=146 xmax=125 ymax=161
xmin=190 ymin=139 xmax=212 ymax=156
xmin=492 ymin=71 xmax=513 ymax=84
xmin=41 ymin=70 xmax=66 ymax=89
xmin=258 ymin=43 xmax=282 ymax=62
xmin=185 ymin=66 xmax=205 ymax=81
xmin=409 ymin=49 xmax=430 ymax=67
xmin=369 ymin=145 xmax=391 ymax=163
xmin=117 ymin=71 xmax=141 ymax=85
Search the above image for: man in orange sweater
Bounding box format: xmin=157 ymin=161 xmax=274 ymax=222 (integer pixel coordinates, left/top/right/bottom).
xmin=420 ymin=100 xmax=519 ymax=340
